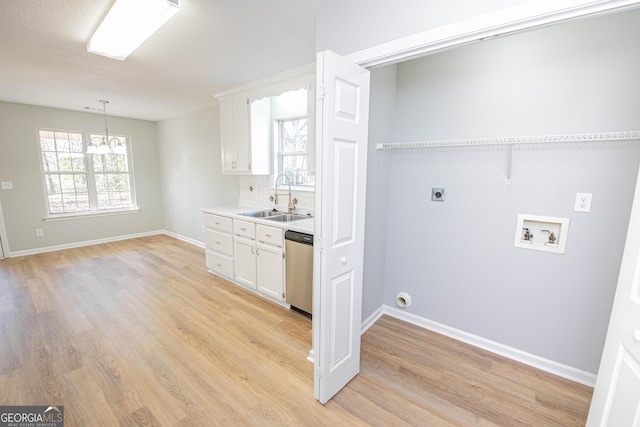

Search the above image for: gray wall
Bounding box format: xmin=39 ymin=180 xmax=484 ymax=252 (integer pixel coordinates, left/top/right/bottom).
xmin=316 ymin=0 xmax=531 ymax=55
xmin=362 ymin=65 xmax=396 ymax=321
xmin=0 ymin=101 xmax=163 ymax=253
xmin=157 ymin=106 xmax=239 ymax=243
xmin=365 ymin=9 xmax=640 ymax=373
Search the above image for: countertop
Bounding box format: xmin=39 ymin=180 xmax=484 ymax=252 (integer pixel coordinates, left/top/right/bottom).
xmin=202 ymin=205 xmax=315 ymax=235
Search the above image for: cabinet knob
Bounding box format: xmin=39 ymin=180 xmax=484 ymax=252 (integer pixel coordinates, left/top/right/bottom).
xmin=341 ymin=257 xmax=347 ymax=265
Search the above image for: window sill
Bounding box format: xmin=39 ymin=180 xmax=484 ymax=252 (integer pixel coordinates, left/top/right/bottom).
xmin=43 ymin=208 xmax=140 ymax=222
xmin=274 ymin=186 xmax=315 ymax=193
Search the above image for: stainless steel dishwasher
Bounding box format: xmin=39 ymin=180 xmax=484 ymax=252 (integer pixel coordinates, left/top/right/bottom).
xmin=285 ymin=230 xmax=313 ymax=316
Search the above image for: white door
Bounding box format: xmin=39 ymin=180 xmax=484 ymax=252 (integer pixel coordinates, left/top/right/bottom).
xmin=312 ymin=50 xmax=370 ymax=404
xmin=0 ymin=201 xmax=6 ymax=258
xmin=587 ymin=165 xmax=640 ymax=426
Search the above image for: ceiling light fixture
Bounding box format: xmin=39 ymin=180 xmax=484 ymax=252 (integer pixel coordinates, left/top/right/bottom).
xmin=87 ymin=0 xmax=180 ymax=60
xmin=86 ymin=100 xmax=127 ymax=155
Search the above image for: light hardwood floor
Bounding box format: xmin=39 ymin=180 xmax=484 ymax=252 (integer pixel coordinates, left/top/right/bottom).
xmin=0 ymin=235 xmax=592 ymax=426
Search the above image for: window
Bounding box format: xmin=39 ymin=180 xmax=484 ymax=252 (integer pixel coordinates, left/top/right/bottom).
xmin=38 ymin=129 xmax=136 ymax=216
xmin=278 ymin=118 xmax=314 ymax=187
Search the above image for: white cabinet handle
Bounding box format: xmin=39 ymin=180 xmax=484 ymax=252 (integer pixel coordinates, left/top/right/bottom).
xmin=215 ymin=241 xmax=221 ymax=245
xmin=240 ymin=227 xmax=246 ymax=231
xmin=634 ymin=330 xmax=640 ymax=342
xmin=256 ymin=248 xmax=260 ymax=256
xmin=265 ymin=234 xmax=272 ymax=238
xmin=341 ymin=257 xmax=347 ymax=265
xmin=251 ymin=246 xmax=255 ymax=254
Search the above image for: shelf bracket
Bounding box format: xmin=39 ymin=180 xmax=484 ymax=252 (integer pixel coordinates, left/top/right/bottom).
xmin=506 ymin=143 xmax=513 ymax=185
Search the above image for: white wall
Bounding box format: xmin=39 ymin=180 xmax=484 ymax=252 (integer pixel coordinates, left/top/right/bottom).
xmin=0 ymin=101 xmax=163 ymax=253
xmin=157 ymin=106 xmax=239 ymax=242
xmin=316 ymin=0 xmax=531 ymax=55
xmin=365 ymin=9 xmax=640 ymax=373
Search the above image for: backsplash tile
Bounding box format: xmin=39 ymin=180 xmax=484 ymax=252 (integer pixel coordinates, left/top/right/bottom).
xmin=239 ymin=175 xmax=315 ymax=214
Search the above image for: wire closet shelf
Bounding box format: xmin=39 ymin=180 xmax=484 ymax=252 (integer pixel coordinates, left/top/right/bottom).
xmin=376 ymin=131 xmax=640 ymax=150
xmin=376 ymin=131 xmax=640 ymax=184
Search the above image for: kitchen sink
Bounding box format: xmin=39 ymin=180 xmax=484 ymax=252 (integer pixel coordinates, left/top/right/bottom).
xmin=240 ymin=209 xmax=282 ymax=218
xmin=266 ymin=214 xmax=309 ymax=222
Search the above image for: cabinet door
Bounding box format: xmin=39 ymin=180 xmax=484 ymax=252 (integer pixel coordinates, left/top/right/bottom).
xmin=219 ymin=98 xmax=237 ymax=173
xmin=232 ymin=96 xmax=251 ymax=173
xmin=257 ymin=243 xmax=284 ymax=301
xmin=234 ymin=236 xmax=256 ymax=289
xmin=219 ymin=96 xmax=251 ymax=173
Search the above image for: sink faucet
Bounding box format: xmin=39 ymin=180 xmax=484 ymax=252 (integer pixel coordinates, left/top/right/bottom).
xmin=274 ymin=174 xmax=295 ymax=213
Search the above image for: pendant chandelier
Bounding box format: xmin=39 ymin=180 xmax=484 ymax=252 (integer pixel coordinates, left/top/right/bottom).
xmin=86 ymin=100 xmax=126 ymax=155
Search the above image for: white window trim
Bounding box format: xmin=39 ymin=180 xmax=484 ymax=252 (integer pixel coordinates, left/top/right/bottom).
xmin=37 ymin=128 xmax=138 ymax=218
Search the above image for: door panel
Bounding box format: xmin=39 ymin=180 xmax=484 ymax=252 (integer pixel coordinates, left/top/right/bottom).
xmin=332 ymin=139 xmax=357 ymax=246
xmin=313 ymin=50 xmax=370 ymax=404
xmin=329 ymin=271 xmax=354 ymax=370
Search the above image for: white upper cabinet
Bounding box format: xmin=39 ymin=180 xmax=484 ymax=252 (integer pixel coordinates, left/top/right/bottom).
xmin=215 ymin=64 xmax=315 ymax=175
xmin=219 ymin=95 xmax=251 ymax=173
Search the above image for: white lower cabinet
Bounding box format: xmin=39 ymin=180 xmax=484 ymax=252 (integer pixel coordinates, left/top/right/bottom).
xmin=257 ymin=241 xmax=284 ymax=300
xmin=204 ymin=212 xmax=286 ymax=304
xmin=204 ymin=213 xmax=234 ymax=279
xmin=234 ymin=236 xmax=257 ymax=289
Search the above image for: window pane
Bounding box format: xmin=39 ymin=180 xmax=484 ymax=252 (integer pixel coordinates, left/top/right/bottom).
xmin=44 ymin=174 xmax=61 ymax=195
xmin=69 ymin=134 xmax=84 ymax=153
xmin=60 ymin=175 xmax=76 ymax=192
xmin=282 ymin=155 xmax=315 ymax=186
xmin=57 ymin=154 xmax=74 ymax=172
xmin=55 ymin=137 xmax=70 ymax=153
xmin=95 ymin=174 xmax=107 ymax=191
xmin=47 ymin=195 xmax=63 ymax=213
xmin=71 ymin=155 xmax=86 ymax=172
xmin=281 ymin=119 xmax=308 ymax=154
xmin=42 ymin=152 xmax=59 ymax=172
xmin=40 ymin=136 xmax=56 ymax=152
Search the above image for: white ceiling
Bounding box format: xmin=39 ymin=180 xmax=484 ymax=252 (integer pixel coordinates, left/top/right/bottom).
xmin=0 ymin=0 xmax=323 ymax=121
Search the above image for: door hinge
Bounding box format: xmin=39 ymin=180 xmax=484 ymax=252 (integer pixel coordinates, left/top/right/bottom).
xmin=317 ymin=86 xmax=326 ymax=101
xmin=246 ymin=98 xmax=250 ymax=105
xmin=282 ymin=253 xmax=285 ymax=259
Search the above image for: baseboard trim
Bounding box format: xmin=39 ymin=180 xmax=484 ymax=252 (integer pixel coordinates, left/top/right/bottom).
xmin=163 ymin=230 xmax=205 ymax=248
xmin=361 ymin=306 xmax=385 ymax=334
xmin=8 ymin=230 xmax=167 ymax=258
xmin=365 ymin=305 xmax=596 ymax=387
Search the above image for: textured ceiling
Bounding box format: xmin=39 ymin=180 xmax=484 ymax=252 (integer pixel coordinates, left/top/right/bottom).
xmin=0 ymin=0 xmax=323 ymax=121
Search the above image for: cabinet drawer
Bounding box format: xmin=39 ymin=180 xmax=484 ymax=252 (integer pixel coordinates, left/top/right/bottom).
xmin=233 ymin=219 xmax=255 ymax=239
xmin=206 ymin=250 xmax=234 ymax=279
xmin=256 ymin=225 xmax=283 ymax=247
xmin=204 ymin=214 xmax=232 ymax=233
xmin=205 ymin=230 xmax=233 ymax=256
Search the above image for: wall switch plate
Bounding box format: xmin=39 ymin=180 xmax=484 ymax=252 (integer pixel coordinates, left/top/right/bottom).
xmin=1 ymin=181 xmax=13 ymax=190
xmin=35 ymin=228 xmax=44 ymax=237
xmin=574 ymin=193 xmax=592 ymax=212
xmin=431 ymin=188 xmax=445 ymax=202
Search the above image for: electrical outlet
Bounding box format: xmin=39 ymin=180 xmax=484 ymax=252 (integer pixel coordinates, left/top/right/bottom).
xmin=35 ymin=228 xmax=44 ymax=237
xmin=574 ymin=193 xmax=592 ymax=212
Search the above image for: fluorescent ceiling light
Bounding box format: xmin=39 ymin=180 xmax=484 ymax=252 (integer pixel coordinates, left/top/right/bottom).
xmin=87 ymin=0 xmax=180 ymax=60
